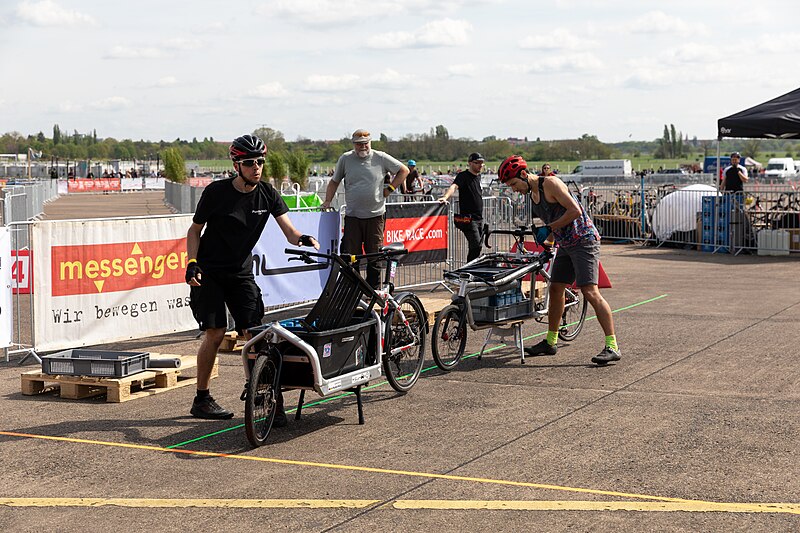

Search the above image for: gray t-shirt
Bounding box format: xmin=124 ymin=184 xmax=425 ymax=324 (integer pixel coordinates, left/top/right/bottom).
xmin=333 ymin=149 xmax=403 ymax=218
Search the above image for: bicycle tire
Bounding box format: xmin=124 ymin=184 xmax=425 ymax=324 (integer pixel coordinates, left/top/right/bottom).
xmin=382 ymin=294 xmax=427 ymax=393
xmin=558 ymin=288 xmax=588 ymax=341
xmin=245 ymin=353 xmax=279 ymax=447
xmin=431 ymin=304 xmax=467 ymax=371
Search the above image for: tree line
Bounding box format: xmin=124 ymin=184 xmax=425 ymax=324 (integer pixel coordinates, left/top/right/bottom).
xmin=2 ymin=124 xmax=798 ymax=165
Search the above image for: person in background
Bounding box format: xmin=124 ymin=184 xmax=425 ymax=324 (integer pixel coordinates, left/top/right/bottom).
xmin=321 ymin=128 xmax=409 ymax=288
xmin=403 ymin=159 xmax=423 ymax=199
xmin=186 ymin=134 xmax=319 ymax=421
xmin=497 ymin=154 xmax=621 ymax=366
xmin=721 ymin=152 xmax=748 ymax=193
xmin=539 ymin=163 xmax=555 ymax=177
xmin=438 ymin=152 xmax=485 ymax=262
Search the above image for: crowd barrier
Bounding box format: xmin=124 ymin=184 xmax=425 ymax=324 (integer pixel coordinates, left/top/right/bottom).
xmin=580 ymin=181 xmax=800 ymax=255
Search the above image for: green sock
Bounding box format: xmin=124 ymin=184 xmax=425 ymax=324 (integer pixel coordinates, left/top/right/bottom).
xmin=605 ymin=335 xmax=618 ymax=351
xmin=546 ymin=330 xmax=558 ymax=346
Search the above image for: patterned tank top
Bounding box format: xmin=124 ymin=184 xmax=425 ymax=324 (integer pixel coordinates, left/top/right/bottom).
xmin=529 ymin=177 xmax=600 ymax=247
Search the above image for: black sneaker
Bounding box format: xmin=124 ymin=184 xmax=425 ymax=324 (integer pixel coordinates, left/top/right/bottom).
xmin=591 ymin=347 xmax=621 ymax=365
xmin=524 ymin=338 xmax=558 ymax=357
xmin=272 ymin=409 xmax=288 ymax=428
xmin=190 ymin=396 xmax=234 ymax=420
xmin=272 ymin=392 xmax=287 ymax=427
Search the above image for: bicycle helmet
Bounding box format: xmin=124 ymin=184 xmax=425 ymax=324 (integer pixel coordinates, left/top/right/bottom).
xmin=498 ymin=155 xmax=528 ymax=183
xmin=229 ymin=134 xmax=267 ymax=161
xmin=407 ymin=159 xmax=416 ymax=167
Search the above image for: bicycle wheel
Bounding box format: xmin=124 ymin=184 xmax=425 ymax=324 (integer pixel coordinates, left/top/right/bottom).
xmin=383 ymin=294 xmax=427 ymax=392
xmin=245 ymin=353 xmax=279 ymax=447
xmin=431 ymin=304 xmax=467 ymax=371
xmin=558 ymin=288 xmax=588 ymax=341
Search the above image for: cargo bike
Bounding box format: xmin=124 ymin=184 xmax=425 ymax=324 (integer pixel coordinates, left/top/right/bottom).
xmin=241 ymin=243 xmax=428 ymax=447
xmin=431 ymin=226 xmax=588 ymax=371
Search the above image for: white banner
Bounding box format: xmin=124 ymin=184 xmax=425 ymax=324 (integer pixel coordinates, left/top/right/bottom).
xmin=120 ymin=177 xmax=143 ymax=190
xmin=253 ymin=211 xmax=340 ymax=306
xmin=32 ymin=216 xmax=196 ymax=352
xmin=0 ymin=227 xmax=13 ymax=348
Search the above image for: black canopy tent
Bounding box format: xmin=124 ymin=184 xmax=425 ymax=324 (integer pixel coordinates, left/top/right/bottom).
xmin=715 ymin=88 xmax=800 ymax=192
xmin=717 ymin=87 xmax=800 ymax=140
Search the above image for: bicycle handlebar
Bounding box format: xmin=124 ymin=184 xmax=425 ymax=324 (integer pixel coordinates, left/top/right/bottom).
xmin=284 ymin=245 xmax=408 ymax=266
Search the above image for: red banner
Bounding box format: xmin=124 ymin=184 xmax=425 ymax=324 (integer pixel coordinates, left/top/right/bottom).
xmin=11 ymin=249 xmax=33 ymax=294
xmin=67 ymin=178 xmax=121 ymax=193
xmin=50 ymin=238 xmax=188 ymax=296
xmin=384 ymin=203 xmax=448 ymax=264
xmin=188 ymin=177 xmax=213 ymax=187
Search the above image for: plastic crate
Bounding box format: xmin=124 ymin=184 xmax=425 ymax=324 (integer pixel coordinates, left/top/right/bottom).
xmin=472 ymin=299 xmax=533 ymax=324
xmin=252 ymin=315 xmax=377 ymax=380
xmin=41 ymin=350 xmax=150 ymax=377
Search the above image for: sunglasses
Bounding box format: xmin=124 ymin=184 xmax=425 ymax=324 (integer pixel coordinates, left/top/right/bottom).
xmin=238 ymin=158 xmax=265 ymax=167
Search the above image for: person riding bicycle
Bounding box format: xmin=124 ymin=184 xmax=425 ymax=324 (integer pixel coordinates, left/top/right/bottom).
xmin=498 ymin=155 xmax=621 ymax=365
xmin=186 ymin=134 xmax=320 ymax=421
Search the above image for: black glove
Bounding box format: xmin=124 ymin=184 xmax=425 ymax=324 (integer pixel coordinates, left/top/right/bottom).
xmin=185 ymin=261 xmax=202 ymax=284
xmin=299 ymin=234 xmax=315 ymax=247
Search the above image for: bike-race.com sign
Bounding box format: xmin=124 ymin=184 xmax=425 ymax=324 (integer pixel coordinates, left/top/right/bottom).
xmin=384 ymin=202 xmax=448 ymax=265
xmin=32 ymin=216 xmax=196 ymax=352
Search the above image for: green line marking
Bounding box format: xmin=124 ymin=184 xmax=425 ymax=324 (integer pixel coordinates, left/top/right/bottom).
xmin=167 ymin=293 xmax=668 ymax=449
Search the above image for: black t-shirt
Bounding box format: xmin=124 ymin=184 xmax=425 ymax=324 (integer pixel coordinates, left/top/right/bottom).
xmin=454 ymin=170 xmax=483 ymax=219
xmin=193 ymin=179 xmax=289 ymax=272
xmin=723 ymin=165 xmax=744 ymax=192
xmin=405 ymin=169 xmax=419 ymax=192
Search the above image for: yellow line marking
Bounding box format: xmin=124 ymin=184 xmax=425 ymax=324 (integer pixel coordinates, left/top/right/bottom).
xmin=0 ymin=498 xmax=377 ymax=509
xmin=0 ymin=498 xmax=798 ymax=514
xmin=2 ymin=431 xmax=797 ymax=514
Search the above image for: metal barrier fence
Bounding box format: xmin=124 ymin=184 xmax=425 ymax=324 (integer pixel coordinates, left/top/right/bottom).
xmin=1 ymin=180 xmax=59 ymax=249
xmin=581 ymin=181 xmax=800 ymax=255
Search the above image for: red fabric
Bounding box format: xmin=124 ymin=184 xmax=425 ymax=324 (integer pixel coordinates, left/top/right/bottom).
xmin=509 ymin=241 xmax=612 ymax=288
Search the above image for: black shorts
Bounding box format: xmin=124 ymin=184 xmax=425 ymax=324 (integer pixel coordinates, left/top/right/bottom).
xmin=189 ymin=269 xmax=264 ymax=332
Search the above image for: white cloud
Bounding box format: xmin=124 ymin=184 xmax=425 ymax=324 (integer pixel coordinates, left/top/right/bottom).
xmin=366 ymin=68 xmax=405 ymax=89
xmin=104 ymin=45 xmax=162 ymax=59
xmin=518 ymin=28 xmax=596 ymax=51
xmin=259 ymin=0 xmax=495 ymax=26
xmin=303 ymin=74 xmax=360 ymax=92
xmin=14 ymin=0 xmax=96 ymax=27
xmin=625 ymin=11 xmax=705 ymax=36
xmin=516 ymin=53 xmax=605 ymax=73
xmin=89 ymin=96 xmax=132 ymax=111
xmin=368 ymin=18 xmax=472 ymax=49
xmin=57 ymin=101 xmax=82 ymax=113
xmin=660 ymin=43 xmax=724 ymax=65
xmin=247 ymin=82 xmax=289 ymax=99
xmin=447 ymin=63 xmax=477 ymax=77
xmin=153 ymin=76 xmax=178 ymax=88
xmin=161 ymin=37 xmax=202 ymax=51
xmin=752 ymin=33 xmax=800 ymax=53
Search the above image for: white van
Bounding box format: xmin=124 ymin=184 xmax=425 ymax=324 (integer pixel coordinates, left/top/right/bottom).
xmin=764 ymin=157 xmax=796 ymax=180
xmin=571 ymin=159 xmax=632 ymax=181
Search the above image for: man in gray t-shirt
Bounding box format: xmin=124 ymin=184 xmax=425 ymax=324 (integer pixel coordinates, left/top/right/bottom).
xmin=321 ymin=128 xmax=409 ymax=287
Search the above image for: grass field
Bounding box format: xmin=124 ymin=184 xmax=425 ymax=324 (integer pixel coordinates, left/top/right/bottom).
xmin=195 ymin=156 xmax=709 ymax=174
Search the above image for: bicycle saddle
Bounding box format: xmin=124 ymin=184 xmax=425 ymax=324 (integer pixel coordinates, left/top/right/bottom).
xmin=381 ymin=242 xmax=406 ymax=253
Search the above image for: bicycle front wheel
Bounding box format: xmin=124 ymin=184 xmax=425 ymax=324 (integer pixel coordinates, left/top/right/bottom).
xmin=383 ymin=294 xmax=427 ymax=393
xmin=245 ymin=353 xmax=279 ymax=447
xmin=431 ymin=304 xmax=467 ymax=371
xmin=558 ymin=288 xmax=588 ymax=341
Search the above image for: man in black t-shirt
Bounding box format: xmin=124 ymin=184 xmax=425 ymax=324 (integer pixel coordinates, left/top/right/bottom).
xmin=186 ymin=134 xmax=319 ymax=421
xmin=438 ymin=152 xmax=485 ymax=261
xmin=721 ymin=152 xmax=748 ymax=192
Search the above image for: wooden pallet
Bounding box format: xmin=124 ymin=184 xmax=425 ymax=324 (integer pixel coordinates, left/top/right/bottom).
xmin=20 ymin=354 xmax=218 ymax=403
xmin=218 ymin=331 xmax=245 ymax=352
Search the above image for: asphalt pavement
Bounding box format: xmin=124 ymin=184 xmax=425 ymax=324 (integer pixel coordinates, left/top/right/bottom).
xmin=0 ymin=191 xmax=798 ymax=532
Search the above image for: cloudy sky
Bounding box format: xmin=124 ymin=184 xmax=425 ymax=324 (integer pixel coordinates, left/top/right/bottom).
xmin=1 ymin=0 xmax=799 ymax=144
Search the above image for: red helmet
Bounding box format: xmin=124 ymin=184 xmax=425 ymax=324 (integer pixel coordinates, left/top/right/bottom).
xmin=498 ymin=155 xmax=527 ymax=183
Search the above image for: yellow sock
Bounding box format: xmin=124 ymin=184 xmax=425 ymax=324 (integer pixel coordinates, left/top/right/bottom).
xmin=605 ymin=335 xmax=618 ymax=351
xmin=546 ymin=330 xmax=558 ymax=346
